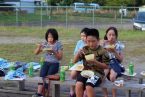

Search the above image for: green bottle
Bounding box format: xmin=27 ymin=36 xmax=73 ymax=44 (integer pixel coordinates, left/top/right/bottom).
xmin=28 ymin=63 xmax=33 ymax=77
xmin=9 ymin=62 xmax=15 ymax=71
xmin=40 ymin=57 xmax=44 ymax=67
xmin=129 ymin=62 xmax=134 ymax=75
xmin=68 ymin=59 xmax=74 ymax=69
xmin=60 ymin=67 xmax=65 ymax=82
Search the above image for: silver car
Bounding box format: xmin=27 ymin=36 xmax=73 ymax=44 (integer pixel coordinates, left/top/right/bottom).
xmin=133 ymin=12 xmax=145 ymax=31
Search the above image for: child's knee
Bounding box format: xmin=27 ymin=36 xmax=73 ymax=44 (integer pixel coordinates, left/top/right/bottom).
xmin=70 ymin=71 xmax=78 ymax=79
xmin=109 ymin=69 xmax=117 ymax=82
xmin=86 ymin=85 xmax=93 ymax=90
xmin=109 ymin=75 xmax=116 ymax=82
xmin=76 ymin=82 xmax=83 ymax=89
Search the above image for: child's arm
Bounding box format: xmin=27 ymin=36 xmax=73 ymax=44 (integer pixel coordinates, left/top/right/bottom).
xmin=34 ymin=44 xmax=42 ymax=55
xmin=86 ymin=59 xmax=109 ymax=69
xmin=53 ymin=50 xmax=63 ymax=60
xmin=94 ymin=60 xmax=109 ymax=69
xmin=73 ymin=49 xmax=84 ymax=63
xmin=107 ymin=47 xmax=124 ymax=62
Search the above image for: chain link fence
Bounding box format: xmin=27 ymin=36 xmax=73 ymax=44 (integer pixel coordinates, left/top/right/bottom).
xmin=0 ymin=6 xmax=140 ymax=29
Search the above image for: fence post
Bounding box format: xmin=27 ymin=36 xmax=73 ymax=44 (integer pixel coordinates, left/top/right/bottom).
xmin=120 ymin=6 xmax=123 ymax=24
xmin=92 ymin=6 xmax=95 ymax=27
xmin=65 ymin=6 xmax=68 ymax=29
xmin=15 ymin=6 xmax=19 ymax=26
xmin=40 ymin=3 xmax=43 ymax=27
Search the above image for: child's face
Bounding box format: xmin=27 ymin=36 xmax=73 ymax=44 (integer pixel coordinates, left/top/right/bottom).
xmin=80 ymin=32 xmax=86 ymax=42
xmin=107 ymin=29 xmax=116 ymax=42
xmin=86 ymin=36 xmax=99 ymax=49
xmin=47 ymin=33 xmax=54 ymax=43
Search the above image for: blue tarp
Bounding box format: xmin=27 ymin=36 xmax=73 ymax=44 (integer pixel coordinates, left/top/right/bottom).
xmin=0 ymin=58 xmax=41 ymax=80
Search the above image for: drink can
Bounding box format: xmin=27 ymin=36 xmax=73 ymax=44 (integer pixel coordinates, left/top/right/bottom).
xmin=60 ymin=69 xmax=65 ymax=82
xmin=129 ymin=63 xmax=134 ymax=75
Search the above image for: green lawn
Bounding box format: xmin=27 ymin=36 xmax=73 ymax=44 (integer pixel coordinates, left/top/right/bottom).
xmin=0 ymin=26 xmax=145 ymax=65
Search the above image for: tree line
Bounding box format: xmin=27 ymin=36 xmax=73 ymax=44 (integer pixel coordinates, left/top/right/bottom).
xmin=0 ymin=0 xmax=144 ymax=6
xmin=46 ymin=0 xmax=145 ymax=6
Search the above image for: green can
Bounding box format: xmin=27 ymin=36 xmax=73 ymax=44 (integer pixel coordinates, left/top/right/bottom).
xmin=60 ymin=69 xmax=65 ymax=82
xmin=129 ymin=62 xmax=134 ymax=75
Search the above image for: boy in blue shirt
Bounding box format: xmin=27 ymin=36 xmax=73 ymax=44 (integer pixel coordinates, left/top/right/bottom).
xmin=70 ymin=28 xmax=89 ymax=97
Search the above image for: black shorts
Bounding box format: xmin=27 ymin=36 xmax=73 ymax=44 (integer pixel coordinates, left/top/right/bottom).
xmin=40 ymin=62 xmax=59 ymax=77
xmin=76 ymin=73 xmax=102 ymax=89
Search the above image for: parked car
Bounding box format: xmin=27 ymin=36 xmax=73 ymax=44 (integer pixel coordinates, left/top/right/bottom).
xmin=73 ymin=2 xmax=100 ymax=13
xmin=133 ymin=12 xmax=145 ymax=31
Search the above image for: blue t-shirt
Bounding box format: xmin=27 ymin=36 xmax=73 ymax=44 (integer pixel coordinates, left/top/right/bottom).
xmin=74 ymin=40 xmax=86 ymax=55
xmin=74 ymin=40 xmax=86 ymax=64
xmin=41 ymin=41 xmax=63 ymax=63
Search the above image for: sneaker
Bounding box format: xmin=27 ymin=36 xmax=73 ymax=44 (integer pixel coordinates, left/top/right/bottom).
xmin=32 ymin=94 xmax=39 ymax=97
xmin=32 ymin=93 xmax=44 ymax=97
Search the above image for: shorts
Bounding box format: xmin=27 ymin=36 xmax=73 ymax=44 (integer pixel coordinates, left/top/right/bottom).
xmin=76 ymin=73 xmax=102 ymax=89
xmin=40 ymin=62 xmax=59 ymax=77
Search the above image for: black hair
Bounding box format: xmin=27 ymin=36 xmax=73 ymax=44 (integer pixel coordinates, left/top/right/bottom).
xmin=104 ymin=27 xmax=118 ymax=40
xmin=80 ymin=27 xmax=89 ymax=35
xmin=45 ymin=28 xmax=58 ymax=42
xmin=86 ymin=28 xmax=100 ymax=40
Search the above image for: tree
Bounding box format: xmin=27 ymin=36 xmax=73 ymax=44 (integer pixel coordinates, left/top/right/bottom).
xmin=0 ymin=0 xmax=4 ymax=3
xmin=136 ymin=0 xmax=144 ymax=6
xmin=92 ymin=0 xmax=106 ymax=6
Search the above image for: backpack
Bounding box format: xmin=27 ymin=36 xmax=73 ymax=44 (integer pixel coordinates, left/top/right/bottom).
xmin=109 ymin=58 xmax=125 ymax=77
xmin=0 ymin=69 xmax=5 ymax=77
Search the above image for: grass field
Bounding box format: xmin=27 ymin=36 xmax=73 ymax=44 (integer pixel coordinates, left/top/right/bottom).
xmin=0 ymin=26 xmax=145 ymax=67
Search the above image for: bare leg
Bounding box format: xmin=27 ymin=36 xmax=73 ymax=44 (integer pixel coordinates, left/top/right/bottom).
xmin=102 ymin=88 xmax=108 ymax=97
xmin=102 ymin=69 xmax=110 ymax=97
xmin=70 ymin=86 xmax=75 ymax=96
xmin=83 ymin=90 xmax=88 ymax=97
xmin=110 ymin=69 xmax=118 ymax=97
xmin=37 ymin=84 xmax=43 ymax=94
xmin=112 ymin=88 xmax=117 ymax=97
xmin=76 ymin=82 xmax=84 ymax=97
xmin=37 ymin=78 xmax=46 ymax=96
xmin=47 ymin=80 xmax=50 ymax=97
xmin=109 ymin=69 xmax=117 ymax=82
xmin=86 ymin=85 xmax=95 ymax=97
xmin=70 ymin=70 xmax=78 ymax=96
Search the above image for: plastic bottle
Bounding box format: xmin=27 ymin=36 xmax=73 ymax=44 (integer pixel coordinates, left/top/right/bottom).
xmin=28 ymin=63 xmax=33 ymax=77
xmin=9 ymin=62 xmax=15 ymax=71
xmin=68 ymin=59 xmax=74 ymax=69
xmin=40 ymin=57 xmax=44 ymax=68
xmin=129 ymin=62 xmax=134 ymax=75
xmin=60 ymin=66 xmax=65 ymax=82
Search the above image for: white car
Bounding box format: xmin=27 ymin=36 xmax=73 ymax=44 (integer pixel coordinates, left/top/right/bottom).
xmin=133 ymin=12 xmax=145 ymax=31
